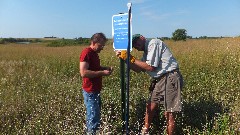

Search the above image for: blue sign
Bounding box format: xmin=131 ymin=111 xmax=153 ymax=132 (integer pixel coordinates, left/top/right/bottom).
xmin=112 ymin=13 xmax=132 ymax=51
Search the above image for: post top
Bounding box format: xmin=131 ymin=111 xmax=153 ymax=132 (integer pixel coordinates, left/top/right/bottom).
xmin=127 ymin=3 xmax=132 ymax=8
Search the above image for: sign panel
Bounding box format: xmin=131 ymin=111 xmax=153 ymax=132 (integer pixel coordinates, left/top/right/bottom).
xmin=112 ymin=13 xmax=132 ymax=51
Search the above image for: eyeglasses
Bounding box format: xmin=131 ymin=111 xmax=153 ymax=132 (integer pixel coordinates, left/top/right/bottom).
xmin=97 ymin=43 xmax=105 ymax=48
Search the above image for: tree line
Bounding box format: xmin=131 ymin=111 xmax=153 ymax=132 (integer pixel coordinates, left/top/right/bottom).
xmin=160 ymin=29 xmax=236 ymax=41
xmin=0 ymin=38 xmax=32 ymax=44
xmin=0 ymin=37 xmax=90 ymax=46
xmin=1 ymin=29 xmax=238 ymax=45
xmin=46 ymin=37 xmax=90 ymax=47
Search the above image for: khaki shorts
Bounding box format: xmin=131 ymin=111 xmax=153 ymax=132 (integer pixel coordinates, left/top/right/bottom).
xmin=149 ymin=71 xmax=183 ymax=112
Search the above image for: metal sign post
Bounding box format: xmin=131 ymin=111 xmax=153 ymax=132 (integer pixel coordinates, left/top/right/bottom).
xmin=125 ymin=3 xmax=132 ymax=135
xmin=112 ymin=3 xmax=132 ymax=134
xmin=120 ymin=58 xmax=125 ymax=134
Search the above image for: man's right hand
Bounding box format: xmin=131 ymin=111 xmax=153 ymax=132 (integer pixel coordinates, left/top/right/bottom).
xmin=116 ymin=50 xmax=136 ymax=63
xmin=119 ymin=50 xmax=128 ymax=60
xmin=102 ymin=69 xmax=112 ymax=76
xmin=115 ymin=50 xmax=121 ymax=58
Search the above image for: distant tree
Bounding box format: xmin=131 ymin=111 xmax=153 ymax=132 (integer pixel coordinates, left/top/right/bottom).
xmin=75 ymin=37 xmax=83 ymax=41
xmin=187 ymin=36 xmax=192 ymax=39
xmin=0 ymin=38 xmax=4 ymax=44
xmin=199 ymin=36 xmax=208 ymax=39
xmin=34 ymin=39 xmax=41 ymax=43
xmin=158 ymin=37 xmax=170 ymax=41
xmin=172 ymin=29 xmax=187 ymax=41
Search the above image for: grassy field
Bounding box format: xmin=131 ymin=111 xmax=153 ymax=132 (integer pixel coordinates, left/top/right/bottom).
xmin=0 ymin=38 xmax=240 ymax=134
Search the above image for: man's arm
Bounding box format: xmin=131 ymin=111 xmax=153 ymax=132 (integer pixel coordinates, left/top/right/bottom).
xmin=80 ymin=62 xmax=111 ymax=78
xmin=115 ymin=50 xmax=155 ymax=73
xmin=101 ymin=66 xmax=113 ymax=71
xmin=129 ymin=59 xmax=155 ymax=73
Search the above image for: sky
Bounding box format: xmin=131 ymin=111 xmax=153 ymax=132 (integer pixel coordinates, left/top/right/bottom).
xmin=0 ymin=0 xmax=240 ymax=39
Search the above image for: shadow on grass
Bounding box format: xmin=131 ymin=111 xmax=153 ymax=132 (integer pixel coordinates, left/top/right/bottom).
xmin=179 ymin=96 xmax=228 ymax=134
xmin=128 ymin=96 xmax=227 ymax=135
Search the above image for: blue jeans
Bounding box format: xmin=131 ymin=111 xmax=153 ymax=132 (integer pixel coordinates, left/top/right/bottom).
xmin=82 ymin=90 xmax=101 ymax=134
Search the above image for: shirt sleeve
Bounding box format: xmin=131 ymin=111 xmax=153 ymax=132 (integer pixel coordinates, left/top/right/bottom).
xmin=145 ymin=40 xmax=163 ymax=67
xmin=80 ymin=49 xmax=90 ymax=63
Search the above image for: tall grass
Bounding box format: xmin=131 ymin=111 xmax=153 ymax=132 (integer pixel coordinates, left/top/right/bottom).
xmin=0 ymin=38 xmax=240 ymax=134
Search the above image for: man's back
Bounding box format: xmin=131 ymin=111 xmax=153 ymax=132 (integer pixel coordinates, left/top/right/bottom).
xmin=142 ymin=39 xmax=179 ymax=78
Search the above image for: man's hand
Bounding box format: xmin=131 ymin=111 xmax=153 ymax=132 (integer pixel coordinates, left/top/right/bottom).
xmin=102 ymin=66 xmax=113 ymax=76
xmin=102 ymin=69 xmax=112 ymax=76
xmin=116 ymin=50 xmax=136 ymax=63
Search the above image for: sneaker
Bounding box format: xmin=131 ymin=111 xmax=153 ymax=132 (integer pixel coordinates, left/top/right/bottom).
xmin=141 ymin=131 xmax=149 ymax=135
xmin=141 ymin=127 xmax=149 ymax=135
xmin=86 ymin=130 xmax=98 ymax=135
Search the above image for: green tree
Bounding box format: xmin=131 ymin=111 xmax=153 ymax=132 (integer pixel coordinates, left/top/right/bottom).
xmin=172 ymin=29 xmax=187 ymax=41
xmin=0 ymin=38 xmax=4 ymax=44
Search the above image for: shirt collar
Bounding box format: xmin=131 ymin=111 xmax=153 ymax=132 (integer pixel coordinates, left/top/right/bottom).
xmin=144 ymin=39 xmax=150 ymax=53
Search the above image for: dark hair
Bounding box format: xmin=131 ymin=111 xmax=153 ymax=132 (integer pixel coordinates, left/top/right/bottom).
xmin=132 ymin=37 xmax=140 ymax=45
xmin=132 ymin=34 xmax=141 ymax=44
xmin=91 ymin=32 xmax=107 ymax=44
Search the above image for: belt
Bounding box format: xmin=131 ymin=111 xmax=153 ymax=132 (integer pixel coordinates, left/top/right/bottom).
xmin=152 ymin=69 xmax=179 ymax=81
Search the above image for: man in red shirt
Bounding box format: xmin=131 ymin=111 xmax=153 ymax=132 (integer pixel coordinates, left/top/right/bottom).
xmin=80 ymin=32 xmax=113 ymax=134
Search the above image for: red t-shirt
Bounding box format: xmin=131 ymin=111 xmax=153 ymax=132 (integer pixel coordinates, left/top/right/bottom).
xmin=80 ymin=47 xmax=102 ymax=93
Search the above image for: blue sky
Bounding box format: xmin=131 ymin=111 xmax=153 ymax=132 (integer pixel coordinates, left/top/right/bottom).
xmin=0 ymin=0 xmax=240 ymax=38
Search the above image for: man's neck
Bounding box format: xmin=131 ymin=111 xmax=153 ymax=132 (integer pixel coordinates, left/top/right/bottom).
xmin=90 ymin=44 xmax=96 ymax=52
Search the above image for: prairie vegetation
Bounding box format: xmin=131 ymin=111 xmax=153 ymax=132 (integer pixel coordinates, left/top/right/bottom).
xmin=0 ymin=38 xmax=240 ymax=134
